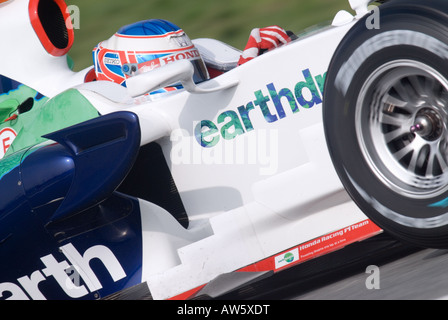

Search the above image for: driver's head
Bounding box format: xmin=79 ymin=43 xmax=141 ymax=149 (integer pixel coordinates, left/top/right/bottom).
xmin=93 ymin=19 xmax=209 ymax=88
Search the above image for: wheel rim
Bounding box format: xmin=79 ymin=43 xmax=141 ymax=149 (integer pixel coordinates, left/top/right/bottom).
xmin=356 ymin=60 xmax=448 ymax=199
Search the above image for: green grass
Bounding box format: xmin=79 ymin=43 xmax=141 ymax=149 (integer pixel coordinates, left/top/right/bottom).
xmin=66 ymin=0 xmax=350 ymax=71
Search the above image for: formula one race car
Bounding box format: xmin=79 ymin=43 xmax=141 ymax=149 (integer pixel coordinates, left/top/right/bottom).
xmin=1 ymin=0 xmax=447 ymax=300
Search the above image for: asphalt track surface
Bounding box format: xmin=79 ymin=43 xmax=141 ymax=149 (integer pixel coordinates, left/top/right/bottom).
xmin=221 ymin=233 xmax=448 ymax=300
xmin=293 ymin=247 xmax=448 ymax=300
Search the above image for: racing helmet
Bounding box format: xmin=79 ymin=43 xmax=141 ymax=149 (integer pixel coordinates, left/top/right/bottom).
xmin=93 ymin=19 xmax=209 ymax=90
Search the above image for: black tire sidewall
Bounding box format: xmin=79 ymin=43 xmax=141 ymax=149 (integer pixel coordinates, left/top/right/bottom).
xmin=324 ymin=1 xmax=448 ymax=246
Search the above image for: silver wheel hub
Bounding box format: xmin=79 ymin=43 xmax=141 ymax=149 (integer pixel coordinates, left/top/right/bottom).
xmin=410 ymin=108 xmax=444 ymax=141
xmin=356 ymin=60 xmax=448 ymax=199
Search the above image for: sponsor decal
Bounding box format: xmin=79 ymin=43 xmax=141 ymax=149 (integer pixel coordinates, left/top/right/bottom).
xmin=139 ymin=58 xmax=161 ymax=73
xmin=170 ymin=219 xmax=382 ymax=299
xmin=104 ymin=57 xmax=121 ymax=66
xmin=195 ymin=68 xmax=326 ymax=148
xmin=0 ymin=127 xmax=16 ymax=159
xmin=161 ymin=48 xmax=200 ymax=64
xmin=274 ymin=248 xmax=299 ymax=269
xmin=0 ymin=243 xmax=126 ymax=300
xmin=242 ymin=219 xmax=382 ymax=272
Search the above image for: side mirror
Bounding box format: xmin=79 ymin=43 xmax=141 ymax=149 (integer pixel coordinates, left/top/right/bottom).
xmin=348 ymin=0 xmax=370 ymax=16
xmin=126 ymin=59 xmax=238 ymax=97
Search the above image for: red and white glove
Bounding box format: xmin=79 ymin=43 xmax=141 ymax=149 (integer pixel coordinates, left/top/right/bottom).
xmin=238 ymin=26 xmax=291 ymax=66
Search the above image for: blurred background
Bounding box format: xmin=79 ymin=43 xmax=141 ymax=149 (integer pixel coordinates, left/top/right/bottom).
xmin=66 ymin=0 xmax=350 ymax=71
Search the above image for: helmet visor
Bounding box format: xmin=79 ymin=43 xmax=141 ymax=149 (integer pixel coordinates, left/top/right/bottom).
xmin=123 ymin=47 xmax=210 ymax=85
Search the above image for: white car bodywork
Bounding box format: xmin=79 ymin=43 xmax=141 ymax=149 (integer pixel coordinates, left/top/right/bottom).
xmin=1 ymin=0 xmax=382 ymax=299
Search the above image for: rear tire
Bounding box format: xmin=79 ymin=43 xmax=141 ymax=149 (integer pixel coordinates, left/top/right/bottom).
xmin=323 ymin=0 xmax=448 ymax=248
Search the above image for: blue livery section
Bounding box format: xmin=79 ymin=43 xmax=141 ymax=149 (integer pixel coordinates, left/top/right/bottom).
xmin=44 ymin=111 xmax=141 ymax=221
xmin=0 ymin=111 xmax=145 ymax=300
